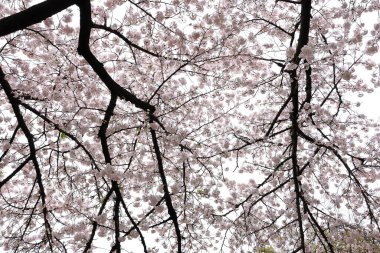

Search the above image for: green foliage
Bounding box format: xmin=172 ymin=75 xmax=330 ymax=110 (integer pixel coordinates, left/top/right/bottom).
xmin=59 ymin=132 xmax=67 ymax=140
xmin=257 ymin=246 xmax=276 ymax=253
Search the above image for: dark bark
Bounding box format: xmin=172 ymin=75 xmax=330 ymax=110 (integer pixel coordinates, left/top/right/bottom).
xmin=0 ymin=0 xmax=76 ymax=37
xmin=289 ymin=0 xmax=312 ymax=252
xmin=150 ymin=115 xmax=182 ymax=253
xmin=1 ymin=66 xmax=54 ymax=251
xmin=76 ymin=0 xmax=154 ymax=112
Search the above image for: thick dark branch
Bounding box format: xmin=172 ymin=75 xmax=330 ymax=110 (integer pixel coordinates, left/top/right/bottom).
xmin=149 ymin=115 xmax=182 ymax=253
xmin=96 ymin=93 xmax=123 ymax=252
xmin=97 ymin=85 xmax=148 ymax=252
xmin=304 ymin=64 xmax=312 ymax=104
xmin=98 ymin=93 xmax=117 ymax=163
xmin=288 ymin=1 xmax=312 ymax=252
xmin=76 ymin=0 xmax=154 ymax=112
xmin=0 ymin=0 xmax=76 ymax=37
xmin=111 ymin=183 xmax=121 ymax=253
xmin=293 ymin=0 xmax=312 ymax=61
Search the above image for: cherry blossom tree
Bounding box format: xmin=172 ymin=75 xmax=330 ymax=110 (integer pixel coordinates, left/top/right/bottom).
xmin=1 ymin=0 xmax=380 ymax=252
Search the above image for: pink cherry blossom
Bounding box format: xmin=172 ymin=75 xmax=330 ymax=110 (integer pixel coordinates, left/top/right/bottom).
xmin=0 ymin=0 xmax=379 ymax=253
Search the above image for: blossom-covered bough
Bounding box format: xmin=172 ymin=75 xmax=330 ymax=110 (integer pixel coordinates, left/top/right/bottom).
xmin=0 ymin=0 xmax=379 ymax=252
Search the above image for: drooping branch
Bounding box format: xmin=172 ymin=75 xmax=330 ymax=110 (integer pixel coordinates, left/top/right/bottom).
xmin=0 ymin=66 xmax=54 ymax=251
xmin=297 ymin=127 xmax=380 ymax=232
xmin=299 ymin=195 xmax=335 ymax=252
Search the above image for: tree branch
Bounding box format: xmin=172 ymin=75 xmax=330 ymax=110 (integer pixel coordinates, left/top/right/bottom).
xmin=0 ymin=0 xmax=76 ymax=37
xmin=76 ymin=0 xmax=154 ymax=112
